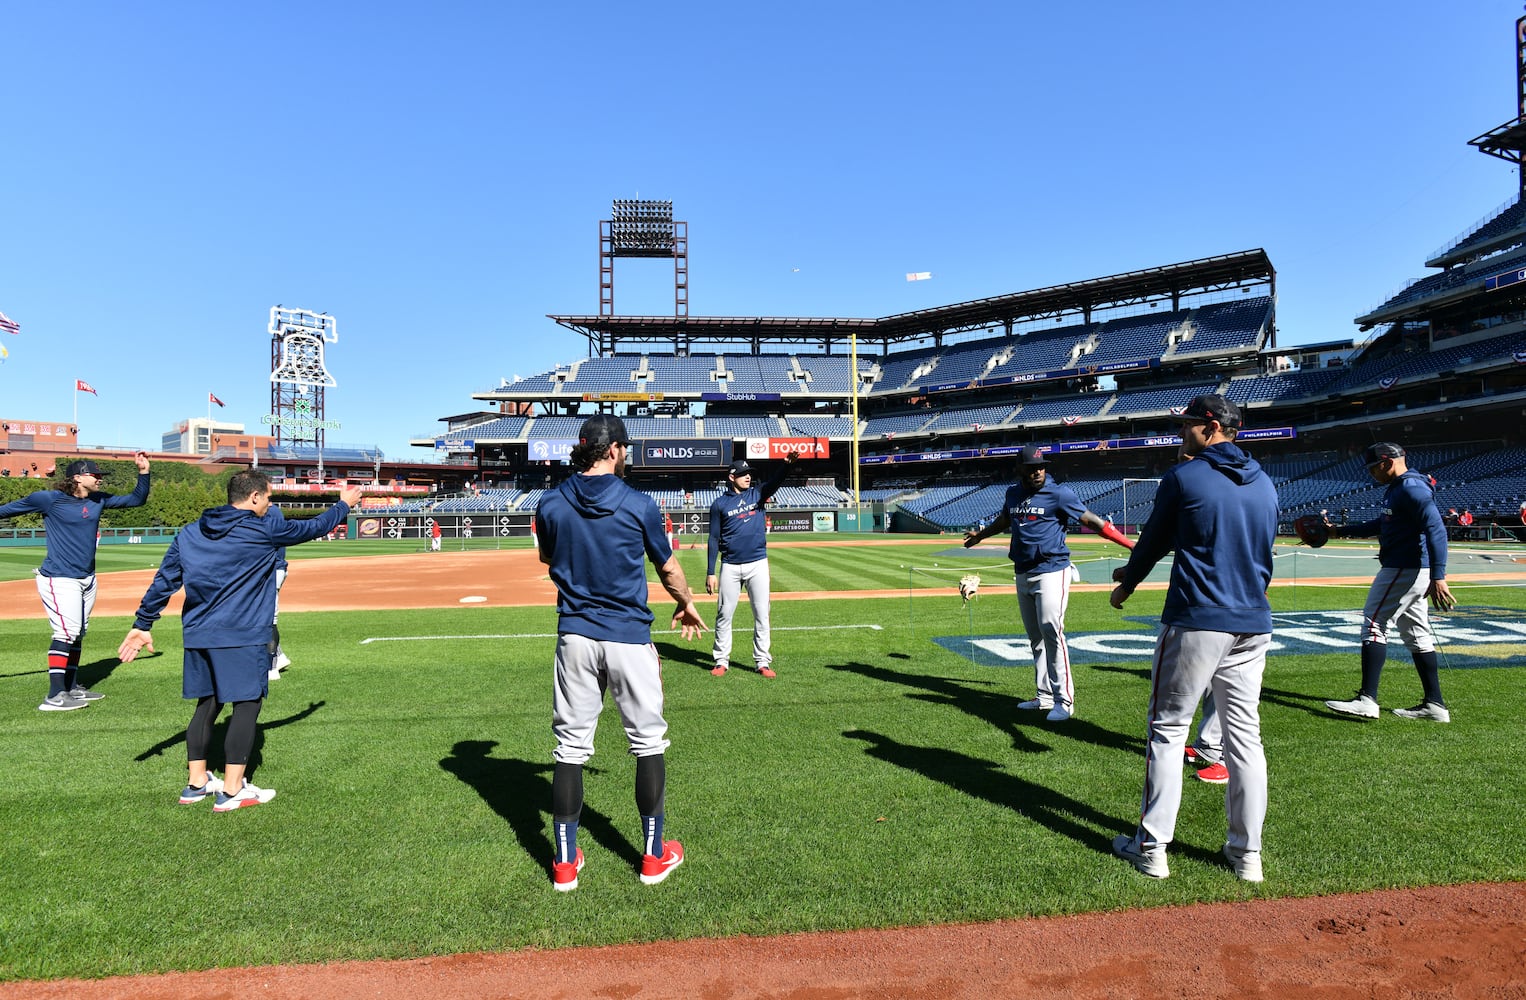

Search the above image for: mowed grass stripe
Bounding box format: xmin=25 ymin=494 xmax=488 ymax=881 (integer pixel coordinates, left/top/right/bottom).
xmin=1 ymin=588 xmax=1523 ymax=980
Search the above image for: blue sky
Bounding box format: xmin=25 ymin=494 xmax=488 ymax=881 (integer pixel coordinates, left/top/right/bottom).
xmin=1 ymin=2 xmax=1520 ymax=460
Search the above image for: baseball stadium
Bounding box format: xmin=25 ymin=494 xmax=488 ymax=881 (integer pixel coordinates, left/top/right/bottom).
xmin=6 ymin=18 xmax=1526 ymax=1000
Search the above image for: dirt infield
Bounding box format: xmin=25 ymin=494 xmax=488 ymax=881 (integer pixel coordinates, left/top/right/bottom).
xmin=3 ymin=548 xmax=1523 ymax=997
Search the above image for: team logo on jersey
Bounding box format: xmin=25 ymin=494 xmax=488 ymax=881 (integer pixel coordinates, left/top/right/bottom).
xmin=934 ymin=608 xmax=1526 ymax=669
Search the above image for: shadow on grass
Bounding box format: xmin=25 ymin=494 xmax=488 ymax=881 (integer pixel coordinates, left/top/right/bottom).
xmin=844 ymin=728 xmax=1226 ymax=871
xmin=829 ymin=658 xmax=1144 ymax=756
xmin=76 ymin=653 xmax=131 ymax=690
xmin=134 ymin=700 xmax=327 ymax=782
xmin=439 ymin=741 xmax=638 ymax=877
xmin=655 ymin=639 xmax=715 ymax=673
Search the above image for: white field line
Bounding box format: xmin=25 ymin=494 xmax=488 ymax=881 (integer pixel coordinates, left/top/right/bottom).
xmin=360 ymin=623 xmax=883 ymax=645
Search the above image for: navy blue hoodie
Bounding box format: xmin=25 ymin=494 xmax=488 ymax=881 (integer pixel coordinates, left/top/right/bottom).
xmin=1119 ymin=442 xmax=1278 ymax=634
xmin=132 ymin=501 xmax=349 ymax=648
xmin=536 ymin=473 xmax=673 ymax=644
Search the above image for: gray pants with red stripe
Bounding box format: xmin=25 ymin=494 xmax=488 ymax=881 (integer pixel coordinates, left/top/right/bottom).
xmin=551 ymin=633 xmax=670 ymax=765
xmin=36 ymin=571 xmax=97 ymax=644
xmin=1015 ymin=567 xmax=1072 ymax=711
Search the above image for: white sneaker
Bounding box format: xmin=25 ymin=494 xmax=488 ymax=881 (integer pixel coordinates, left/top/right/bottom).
xmin=1018 ymin=699 xmax=1053 ymax=711
xmin=1045 ymin=705 xmax=1073 ymax=722
xmin=1325 ymin=693 xmax=1379 ymax=719
xmin=1392 ymin=702 xmax=1451 ymax=723
xmin=268 ymin=668 xmax=282 ymax=681
xmin=273 ymin=651 xmax=292 ymax=671
xmin=1112 ymin=834 xmax=1169 ymax=878
xmin=1223 ymin=844 xmax=1264 ymax=883
xmin=213 ymin=781 xmax=276 ymax=812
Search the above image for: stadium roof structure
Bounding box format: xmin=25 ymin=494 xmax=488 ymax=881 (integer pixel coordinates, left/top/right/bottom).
xmin=550 ymin=249 xmax=1275 ymax=355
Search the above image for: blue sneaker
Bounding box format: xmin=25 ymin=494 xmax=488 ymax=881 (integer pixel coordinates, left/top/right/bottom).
xmin=179 ymin=774 xmax=225 ymax=804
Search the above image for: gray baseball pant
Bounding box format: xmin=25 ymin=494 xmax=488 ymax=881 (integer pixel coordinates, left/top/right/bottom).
xmin=712 ymin=558 xmax=772 ymax=670
xmin=1135 ymin=627 xmax=1269 ymax=855
xmin=1362 ymin=567 xmax=1435 ymax=653
xmin=552 ymin=634 xmax=670 ymax=765
xmin=1015 ymin=567 xmax=1072 ymax=710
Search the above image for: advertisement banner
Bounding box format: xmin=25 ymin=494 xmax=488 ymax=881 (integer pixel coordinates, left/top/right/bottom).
xmin=745 ymin=437 xmax=831 ymax=460
xmin=633 ymin=439 xmax=731 ymax=468
xmin=528 ymin=438 xmax=576 ymax=462
xmin=812 ymin=512 xmax=834 ymax=532
xmin=764 ymin=510 xmax=817 ymax=533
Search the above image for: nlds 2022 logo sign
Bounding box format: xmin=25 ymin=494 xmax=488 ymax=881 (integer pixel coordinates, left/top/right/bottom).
xmin=936 ymin=608 xmax=1526 ymax=670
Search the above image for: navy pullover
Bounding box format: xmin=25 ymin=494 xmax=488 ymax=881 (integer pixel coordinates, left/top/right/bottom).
xmin=1118 ymin=442 xmax=1278 ymax=634
xmin=132 ymin=501 xmax=349 ymax=648
xmin=706 ymin=464 xmax=790 ymax=574
xmin=535 ymin=473 xmax=673 ymax=645
xmin=1345 ymin=470 xmax=1448 ymax=579
xmin=0 ymin=473 xmax=151 ymax=577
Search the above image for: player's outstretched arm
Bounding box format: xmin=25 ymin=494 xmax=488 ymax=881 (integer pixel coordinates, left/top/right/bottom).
xmin=656 ymin=554 xmax=707 ymax=640
xmin=1080 ymin=510 xmax=1134 ymax=550
xmin=964 ymin=511 xmax=1009 ymax=548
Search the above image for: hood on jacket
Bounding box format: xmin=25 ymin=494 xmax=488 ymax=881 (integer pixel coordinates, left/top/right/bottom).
xmin=561 ymin=473 xmax=629 ymax=519
xmin=1195 ymin=442 xmax=1264 ymax=486
xmin=197 ymin=505 xmax=258 ymax=540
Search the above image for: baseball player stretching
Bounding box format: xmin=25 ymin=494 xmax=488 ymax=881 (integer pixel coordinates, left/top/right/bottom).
xmin=0 ymin=455 xmax=151 ymax=712
xmin=705 ymin=453 xmax=798 ymax=678
xmin=1324 ymin=442 xmax=1455 ymax=722
xmin=535 ymin=415 xmax=706 ymax=891
xmin=963 ymin=445 xmax=1133 ymax=721
xmin=118 ymin=472 xmax=360 ymax=811
xmin=1110 ymin=395 xmax=1277 ymax=882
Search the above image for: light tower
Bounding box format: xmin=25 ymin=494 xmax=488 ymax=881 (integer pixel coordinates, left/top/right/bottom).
xmin=600 ymin=199 xmax=688 ymax=319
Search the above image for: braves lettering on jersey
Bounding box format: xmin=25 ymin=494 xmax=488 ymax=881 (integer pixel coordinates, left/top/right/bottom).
xmin=1002 ymin=479 xmax=1087 ymax=573
xmin=0 ymin=474 xmax=151 ymax=577
xmin=706 ymin=466 xmax=790 ymax=574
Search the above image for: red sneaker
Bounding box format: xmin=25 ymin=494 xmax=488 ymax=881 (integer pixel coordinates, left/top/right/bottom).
xmin=757 ymin=666 xmax=776 ymax=679
xmin=1184 ymin=746 xmax=1202 ymax=764
xmin=640 ymin=840 xmax=684 ymax=885
xmin=1195 ymin=762 xmax=1229 ymax=784
xmin=553 ymin=848 xmax=585 ymax=892
xmin=710 ymin=665 xmax=728 ymax=676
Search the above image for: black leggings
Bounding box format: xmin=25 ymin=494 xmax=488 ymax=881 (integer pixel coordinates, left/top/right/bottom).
xmin=185 ymin=696 xmax=263 ymax=766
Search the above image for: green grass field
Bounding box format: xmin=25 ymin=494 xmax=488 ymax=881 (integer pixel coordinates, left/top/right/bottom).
xmin=1 ymin=547 xmax=1524 ymax=982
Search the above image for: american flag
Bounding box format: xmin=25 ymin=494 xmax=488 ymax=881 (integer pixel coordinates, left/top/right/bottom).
xmin=0 ymin=310 xmax=19 ymax=335
xmin=76 ymin=379 xmax=97 ymax=395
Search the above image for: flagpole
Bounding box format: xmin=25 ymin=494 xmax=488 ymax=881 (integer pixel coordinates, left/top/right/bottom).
xmin=73 ymin=383 xmax=77 ymax=429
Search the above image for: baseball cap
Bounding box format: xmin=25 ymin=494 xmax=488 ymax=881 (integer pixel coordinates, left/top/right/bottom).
xmin=65 ymin=459 xmax=103 ymax=477
xmin=1017 ymin=445 xmax=1049 ymax=467
xmin=576 ymin=414 xmax=632 ymax=448
xmin=1363 ymin=442 xmax=1405 ymax=466
xmin=1181 ymin=394 xmax=1243 ymax=430
xmin=728 ymin=459 xmax=753 ymax=477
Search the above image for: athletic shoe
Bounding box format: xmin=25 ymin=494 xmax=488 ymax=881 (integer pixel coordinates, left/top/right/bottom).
xmin=1392 ymin=702 xmax=1451 ymax=723
xmin=1195 ymin=762 xmax=1230 ymax=784
xmin=1045 ymin=705 xmax=1072 ymax=722
xmin=552 ymin=848 xmax=585 ymax=892
xmin=37 ymin=693 xmax=89 ymax=712
xmin=1223 ymin=844 xmax=1264 ymax=883
xmin=710 ymin=665 xmax=728 ymax=677
xmin=1112 ymin=834 xmax=1169 ymax=878
xmin=67 ymin=686 xmax=105 ymax=702
xmin=179 ymin=774 xmax=225 ymax=804
xmin=757 ymin=666 xmax=776 ymax=679
xmin=640 ymin=840 xmax=685 ymax=885
xmin=1018 ymin=699 xmax=1053 ymax=711
xmin=212 ymin=781 xmax=276 ymax=812
xmin=273 ymin=651 xmax=292 ymax=671
xmin=1325 ymin=693 xmax=1379 ymax=719
xmin=267 ymin=668 xmax=282 ymax=681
